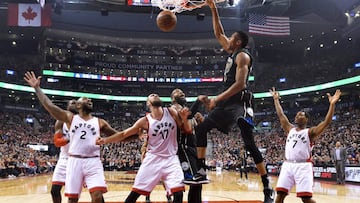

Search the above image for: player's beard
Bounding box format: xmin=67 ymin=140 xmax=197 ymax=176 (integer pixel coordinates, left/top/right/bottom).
xmin=151 ymin=100 xmax=163 ymax=107
xmin=82 ymin=104 xmax=93 ymax=114
xmin=174 ymin=97 xmax=187 ymax=106
xmin=68 ymin=107 xmax=77 ymax=114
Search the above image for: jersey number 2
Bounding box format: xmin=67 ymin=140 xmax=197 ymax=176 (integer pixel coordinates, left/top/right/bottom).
xmin=80 ymin=131 xmax=86 ymax=139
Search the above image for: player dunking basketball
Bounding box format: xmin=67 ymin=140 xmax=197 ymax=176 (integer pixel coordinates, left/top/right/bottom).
xmin=270 ymin=87 xmax=341 ymax=203
xmin=193 ymin=0 xmax=274 ymax=202
xmin=24 ymin=71 xmax=118 ymax=203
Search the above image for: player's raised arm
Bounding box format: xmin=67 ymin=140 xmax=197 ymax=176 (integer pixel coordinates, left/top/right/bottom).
xmin=24 ymin=71 xmax=72 ymax=124
xmin=309 ymin=89 xmax=341 ymax=140
xmin=206 ymin=0 xmax=231 ymax=53
xmin=96 ymin=117 xmax=147 ymax=145
xmin=270 ymin=87 xmax=293 ymax=133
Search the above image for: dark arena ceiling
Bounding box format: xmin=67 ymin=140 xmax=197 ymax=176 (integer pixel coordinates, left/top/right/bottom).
xmin=0 ymin=0 xmax=359 ymax=108
xmin=0 ymin=0 xmax=360 ymax=48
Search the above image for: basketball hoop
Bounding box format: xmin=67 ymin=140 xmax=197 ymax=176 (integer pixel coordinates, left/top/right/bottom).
xmin=153 ymin=0 xmax=225 ymax=14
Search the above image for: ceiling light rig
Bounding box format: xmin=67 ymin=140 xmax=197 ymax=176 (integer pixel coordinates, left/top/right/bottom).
xmin=345 ymin=4 xmax=360 ymax=25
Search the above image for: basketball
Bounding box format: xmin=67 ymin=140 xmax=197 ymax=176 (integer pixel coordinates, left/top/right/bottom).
xmin=156 ymin=10 xmax=177 ymax=32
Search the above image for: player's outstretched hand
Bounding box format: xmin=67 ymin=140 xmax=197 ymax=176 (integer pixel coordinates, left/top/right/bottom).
xmin=179 ymin=107 xmax=191 ymax=121
xmin=96 ymin=137 xmax=105 ymax=145
xmin=198 ymin=95 xmax=212 ymax=111
xmin=194 ymin=112 xmax=204 ymax=124
xmin=269 ymin=87 xmax=280 ymax=100
xmin=207 ymin=98 xmax=217 ymax=111
xmin=198 ymin=95 xmax=209 ymax=104
xmin=327 ymin=89 xmax=341 ymax=105
xmin=24 ymin=71 xmax=42 ymax=88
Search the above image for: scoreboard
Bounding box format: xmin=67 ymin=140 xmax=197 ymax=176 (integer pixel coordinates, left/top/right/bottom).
xmin=127 ymin=0 xmax=153 ymax=6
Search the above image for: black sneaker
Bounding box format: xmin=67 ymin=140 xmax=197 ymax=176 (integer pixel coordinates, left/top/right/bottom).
xmin=183 ymin=168 xmax=210 ymax=184
xmin=183 ymin=175 xmax=210 ymax=184
xmin=263 ymin=187 xmax=275 ymax=203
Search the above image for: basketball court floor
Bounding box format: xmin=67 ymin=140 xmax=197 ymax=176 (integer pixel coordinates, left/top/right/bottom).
xmin=1 ymin=170 xmax=360 ymax=203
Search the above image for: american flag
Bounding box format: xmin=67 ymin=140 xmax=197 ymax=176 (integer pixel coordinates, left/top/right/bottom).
xmin=249 ymin=13 xmax=290 ymax=36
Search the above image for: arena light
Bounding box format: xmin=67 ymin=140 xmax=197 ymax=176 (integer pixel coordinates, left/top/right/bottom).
xmin=279 ymin=78 xmax=286 ymax=83
xmin=0 ymin=75 xmax=359 ymax=101
xmin=6 ymin=69 xmax=14 ymax=75
xmin=354 ymin=62 xmax=360 ymax=68
xmin=47 ymin=78 xmax=59 ymax=83
xmin=254 ymin=75 xmax=360 ymax=98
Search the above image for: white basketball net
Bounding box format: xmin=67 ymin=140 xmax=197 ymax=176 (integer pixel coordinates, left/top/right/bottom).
xmin=153 ymin=0 xmax=225 ymax=14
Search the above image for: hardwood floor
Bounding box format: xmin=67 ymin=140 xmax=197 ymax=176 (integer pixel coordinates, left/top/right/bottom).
xmin=0 ymin=170 xmax=359 ymax=203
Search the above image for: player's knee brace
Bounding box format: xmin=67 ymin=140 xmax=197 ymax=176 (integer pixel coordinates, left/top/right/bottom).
xmin=50 ymin=184 xmax=62 ymax=198
xmin=195 ymin=119 xmax=213 ymax=147
xmin=124 ymin=191 xmax=140 ymax=203
xmin=172 ymin=191 xmax=183 ymax=203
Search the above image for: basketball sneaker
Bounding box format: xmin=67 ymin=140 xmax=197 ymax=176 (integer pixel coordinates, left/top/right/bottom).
xmin=263 ymin=187 xmax=275 ymax=203
xmin=183 ymin=168 xmax=210 ymax=184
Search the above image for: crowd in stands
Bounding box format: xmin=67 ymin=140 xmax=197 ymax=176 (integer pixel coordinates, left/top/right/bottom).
xmin=251 ymin=52 xmax=360 ymax=92
xmin=0 ymin=40 xmax=359 ymax=178
xmin=0 ymin=97 xmax=359 ymax=179
xmin=0 ymin=111 xmax=56 ymax=178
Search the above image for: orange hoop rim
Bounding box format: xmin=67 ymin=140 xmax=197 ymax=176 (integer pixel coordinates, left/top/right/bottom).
xmin=153 ymin=0 xmax=224 ymax=13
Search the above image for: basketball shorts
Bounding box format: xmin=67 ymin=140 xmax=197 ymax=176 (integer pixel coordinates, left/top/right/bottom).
xmin=52 ymin=156 xmax=68 ymax=185
xmin=64 ymin=157 xmax=107 ymax=198
xmin=207 ymin=91 xmax=254 ymax=134
xmin=178 ymin=135 xmax=198 ymax=180
xmin=275 ymin=161 xmax=314 ymax=197
xmin=132 ymin=152 xmax=185 ymax=196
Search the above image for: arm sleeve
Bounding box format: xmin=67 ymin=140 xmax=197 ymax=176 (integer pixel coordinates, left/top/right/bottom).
xmin=189 ymin=99 xmax=201 ymax=118
xmin=53 ymin=132 xmax=69 ymax=147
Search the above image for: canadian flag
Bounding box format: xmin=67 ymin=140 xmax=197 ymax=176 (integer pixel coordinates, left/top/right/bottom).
xmin=8 ymin=3 xmax=51 ymax=27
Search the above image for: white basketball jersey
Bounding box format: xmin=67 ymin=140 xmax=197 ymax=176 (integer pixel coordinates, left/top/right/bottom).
xmin=59 ymin=123 xmax=70 ymax=158
xmin=146 ymin=108 xmax=178 ymax=157
xmin=68 ymin=115 xmax=100 ymax=157
xmin=285 ymin=128 xmax=312 ymax=161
